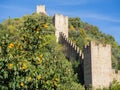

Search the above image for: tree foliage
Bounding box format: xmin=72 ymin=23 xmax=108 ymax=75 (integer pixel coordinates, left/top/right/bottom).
xmin=0 ymin=13 xmax=84 ymax=90
xmin=68 ymin=17 xmax=120 ymax=70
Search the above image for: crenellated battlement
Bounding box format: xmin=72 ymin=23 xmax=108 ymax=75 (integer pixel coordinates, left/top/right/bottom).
xmin=84 ymin=41 xmax=111 ymax=50
xmin=59 ymin=32 xmax=84 ymax=62
xmin=36 ymin=5 xmax=120 ymax=89
xmin=90 ymin=41 xmax=111 ymax=48
xmin=84 ymin=40 xmax=112 ymax=89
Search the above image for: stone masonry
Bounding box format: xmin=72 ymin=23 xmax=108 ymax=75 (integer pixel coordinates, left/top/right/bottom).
xmin=37 ymin=5 xmax=120 ymax=89
xmin=53 ymin=14 xmax=68 ymax=42
xmin=36 ymin=5 xmax=47 ymax=15
xmin=84 ymin=42 xmax=112 ymax=89
xmin=59 ymin=32 xmax=84 ymax=62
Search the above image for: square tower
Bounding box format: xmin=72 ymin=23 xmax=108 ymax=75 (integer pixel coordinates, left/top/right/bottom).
xmin=53 ymin=14 xmax=68 ymax=42
xmin=84 ymin=41 xmax=112 ymax=89
xmin=36 ymin=5 xmax=47 ymax=15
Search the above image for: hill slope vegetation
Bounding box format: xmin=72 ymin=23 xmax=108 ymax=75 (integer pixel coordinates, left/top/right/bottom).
xmin=0 ymin=13 xmax=120 ymax=89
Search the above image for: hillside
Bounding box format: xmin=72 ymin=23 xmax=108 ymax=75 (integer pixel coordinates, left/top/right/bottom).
xmin=0 ymin=13 xmax=84 ymax=90
xmin=0 ymin=13 xmax=120 ymax=89
xmin=68 ymin=17 xmax=120 ymax=70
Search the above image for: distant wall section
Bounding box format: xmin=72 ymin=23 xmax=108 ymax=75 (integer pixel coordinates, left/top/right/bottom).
xmin=36 ymin=5 xmax=47 ymax=15
xmin=59 ymin=32 xmax=84 ymax=62
xmin=35 ymin=5 xmax=120 ymax=89
xmin=59 ymin=32 xmax=84 ymax=84
xmin=53 ymin=14 xmax=68 ymax=42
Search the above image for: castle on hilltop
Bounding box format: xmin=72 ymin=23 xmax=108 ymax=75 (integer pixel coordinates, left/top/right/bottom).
xmin=36 ymin=5 xmax=120 ymax=89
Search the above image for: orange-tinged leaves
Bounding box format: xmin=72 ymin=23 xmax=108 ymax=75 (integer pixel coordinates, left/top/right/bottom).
xmin=19 ymin=45 xmax=23 ymax=49
xmin=55 ymin=78 xmax=59 ymax=82
xmin=43 ymin=24 xmax=48 ymax=28
xmin=53 ymin=81 xmax=57 ymax=87
xmin=21 ymin=63 xmax=27 ymax=70
xmin=36 ymin=28 xmax=40 ymax=31
xmin=53 ymin=78 xmax=59 ymax=87
xmin=8 ymin=43 xmax=14 ymax=48
xmin=27 ymin=77 xmax=32 ymax=81
xmin=20 ymin=82 xmax=24 ymax=87
xmin=69 ymin=25 xmax=75 ymax=30
xmin=39 ymin=54 xmax=43 ymax=60
xmin=8 ymin=63 xmax=13 ymax=69
xmin=37 ymin=75 xmax=42 ymax=80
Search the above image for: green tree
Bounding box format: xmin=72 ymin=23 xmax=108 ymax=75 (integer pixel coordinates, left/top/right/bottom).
xmin=0 ymin=13 xmax=84 ymax=90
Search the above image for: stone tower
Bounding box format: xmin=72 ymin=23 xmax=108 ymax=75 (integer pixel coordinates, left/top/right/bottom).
xmin=53 ymin=14 xmax=68 ymax=42
xmin=84 ymin=41 xmax=112 ymax=89
xmin=36 ymin=5 xmax=47 ymax=15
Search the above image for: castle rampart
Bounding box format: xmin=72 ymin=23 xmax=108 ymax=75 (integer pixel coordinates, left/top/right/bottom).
xmin=53 ymin=14 xmax=68 ymax=42
xmin=59 ymin=32 xmax=84 ymax=62
xmin=84 ymin=41 xmax=113 ymax=89
xmin=36 ymin=5 xmax=120 ymax=89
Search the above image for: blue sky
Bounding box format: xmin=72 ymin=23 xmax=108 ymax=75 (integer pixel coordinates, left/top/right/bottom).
xmin=0 ymin=0 xmax=120 ymax=44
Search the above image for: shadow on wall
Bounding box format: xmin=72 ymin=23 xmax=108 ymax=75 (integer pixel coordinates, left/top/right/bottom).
xmin=59 ymin=32 xmax=84 ymax=84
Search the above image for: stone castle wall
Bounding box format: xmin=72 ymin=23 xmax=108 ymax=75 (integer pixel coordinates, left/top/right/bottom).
xmin=59 ymin=34 xmax=120 ymax=89
xmin=36 ymin=5 xmax=120 ymax=89
xmin=84 ymin=41 xmax=113 ymax=89
xmin=84 ymin=43 xmax=92 ymax=87
xmin=53 ymin=14 xmax=68 ymax=42
xmin=59 ymin=32 xmax=84 ymax=62
xmin=53 ymin=12 xmax=120 ymax=89
xmin=36 ymin=5 xmax=47 ymax=15
xmin=59 ymin=32 xmax=84 ymax=84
